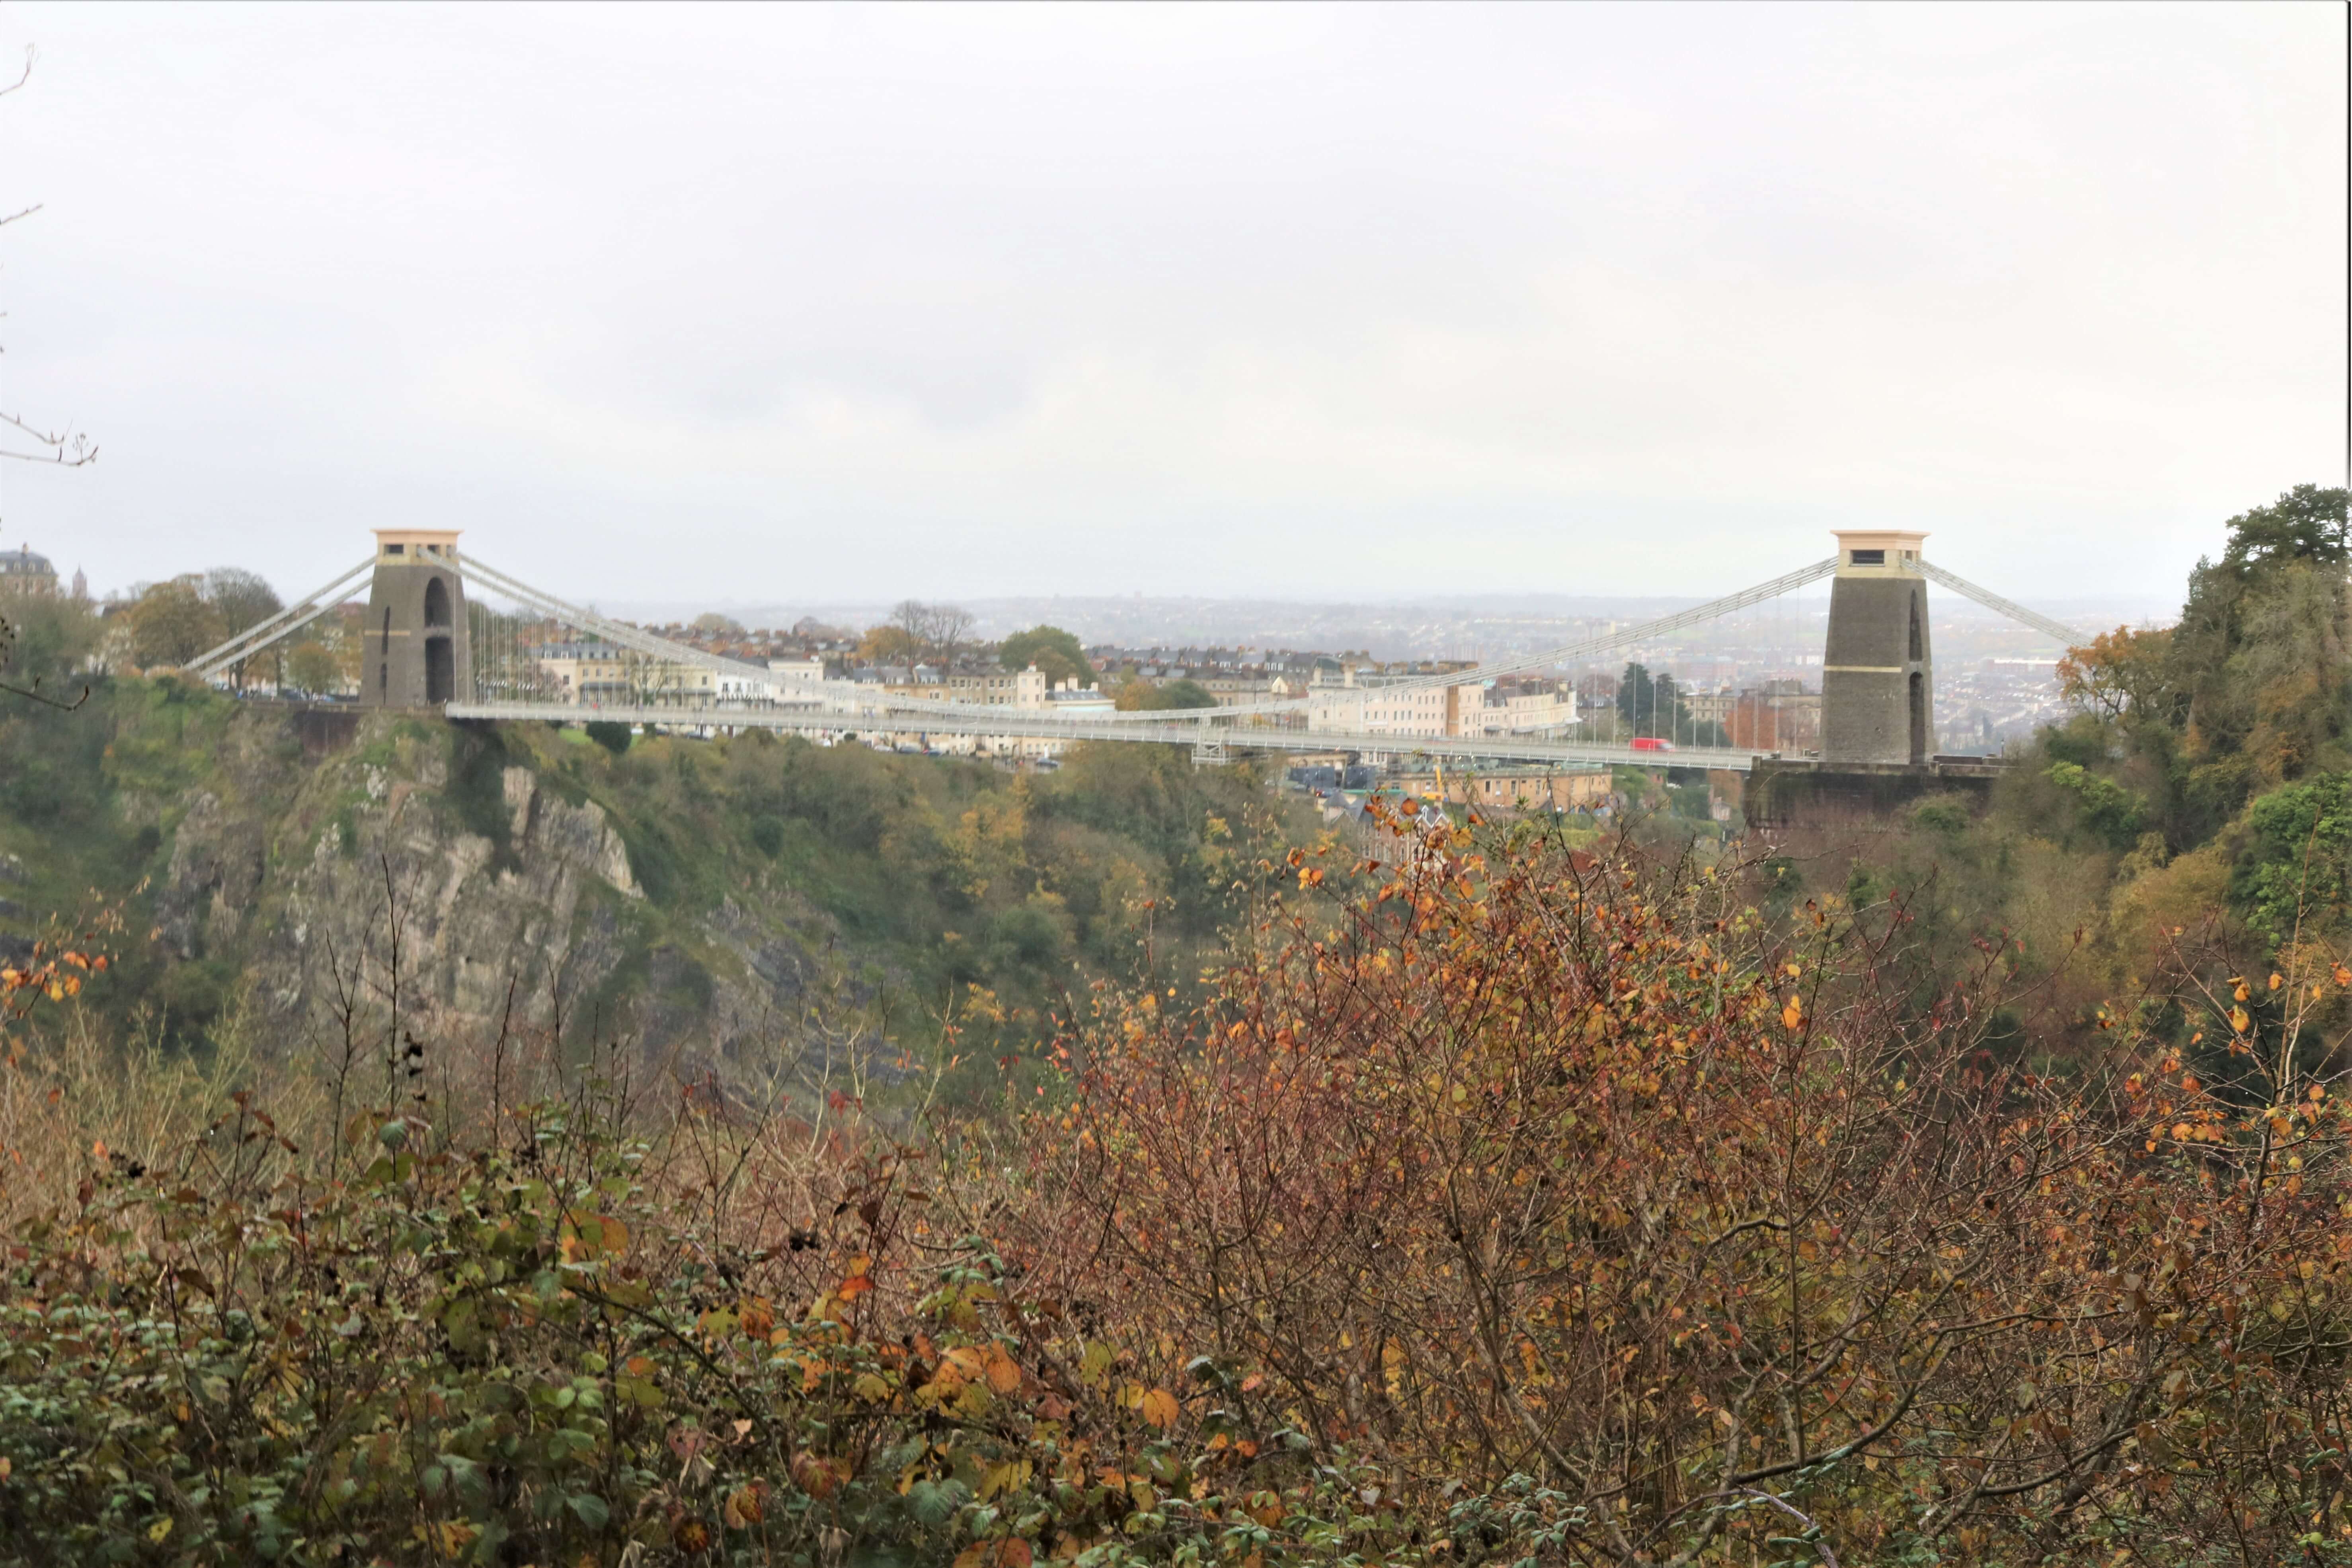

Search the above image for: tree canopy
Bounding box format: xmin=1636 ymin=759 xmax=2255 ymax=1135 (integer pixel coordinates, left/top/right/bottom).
xmin=2220 ymin=481 xmax=2348 ymax=570
xmin=1114 ymin=675 xmax=1217 ymax=712
xmin=998 ymin=624 xmax=1092 ymax=687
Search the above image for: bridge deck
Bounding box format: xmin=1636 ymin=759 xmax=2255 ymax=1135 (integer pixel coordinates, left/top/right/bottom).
xmin=442 ymin=700 xmax=1773 ymax=770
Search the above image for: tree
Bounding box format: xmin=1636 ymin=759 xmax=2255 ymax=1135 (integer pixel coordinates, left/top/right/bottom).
xmin=690 ymin=611 xmax=745 ymax=636
xmin=204 ymin=567 xmax=281 ymax=636
xmin=857 ymin=624 xmax=924 ymax=667
xmin=285 ymin=640 xmax=340 ymax=696
xmin=1616 ymin=661 xmax=1682 ymax=737
xmin=1112 ymin=676 xmax=1216 ymax=712
xmin=1612 ymin=661 xmax=1730 ymax=746
xmin=129 ymin=579 xmax=224 ymax=668
xmin=999 ymin=625 xmax=1092 ymax=688
xmin=0 ymin=598 xmax=94 ymax=708
xmin=584 ymin=720 xmax=632 ymax=754
xmin=927 ymin=603 xmax=976 ymax=667
xmin=2220 ymin=482 xmax=2348 ymax=570
xmin=879 ymin=600 xmax=977 ymax=667
xmin=205 ymin=567 xmax=284 ymax=687
xmin=2167 ymin=485 xmax=2350 ymax=802
xmin=2057 ymin=624 xmax=2179 ymax=723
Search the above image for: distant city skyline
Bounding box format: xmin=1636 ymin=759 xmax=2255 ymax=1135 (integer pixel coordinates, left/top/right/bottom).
xmin=1 ymin=4 xmax=2341 ymax=606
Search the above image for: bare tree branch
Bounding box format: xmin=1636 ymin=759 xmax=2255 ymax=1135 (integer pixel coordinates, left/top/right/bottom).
xmin=0 ymin=411 xmax=98 ymax=466
xmin=0 ymin=45 xmax=97 ymax=465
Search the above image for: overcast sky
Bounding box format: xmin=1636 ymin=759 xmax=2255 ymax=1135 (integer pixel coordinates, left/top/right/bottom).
xmin=0 ymin=2 xmax=2341 ymax=608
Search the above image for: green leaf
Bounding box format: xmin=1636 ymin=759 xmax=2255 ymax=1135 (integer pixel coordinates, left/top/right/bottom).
xmin=907 ymin=1478 xmax=964 ymax=1526
xmin=567 ymin=1491 xmax=610 ymax=1530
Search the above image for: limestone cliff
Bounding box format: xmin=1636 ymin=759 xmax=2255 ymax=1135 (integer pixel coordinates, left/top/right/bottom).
xmin=0 ymin=680 xmax=1304 ymax=1091
xmin=72 ymin=705 xmax=858 ymax=1077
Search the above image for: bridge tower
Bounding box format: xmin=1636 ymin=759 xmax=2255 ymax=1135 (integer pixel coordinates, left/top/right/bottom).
xmin=360 ymin=529 xmax=471 ymax=709
xmin=1821 ymin=530 xmax=1931 ymax=766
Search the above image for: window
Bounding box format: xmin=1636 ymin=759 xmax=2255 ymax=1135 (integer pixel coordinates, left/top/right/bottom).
xmin=385 ymin=543 xmax=404 ymax=556
xmin=1849 ymin=548 xmax=1885 ymax=565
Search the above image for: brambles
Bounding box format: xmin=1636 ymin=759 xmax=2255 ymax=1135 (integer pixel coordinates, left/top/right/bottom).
xmin=0 ymin=805 xmax=2346 ymax=1564
xmin=1023 ymin=804 xmax=2352 ymax=1564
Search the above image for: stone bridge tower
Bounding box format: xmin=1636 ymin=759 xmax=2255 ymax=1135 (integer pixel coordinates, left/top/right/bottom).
xmin=361 ymin=529 xmax=471 ymax=709
xmin=1821 ymin=530 xmax=1931 ymax=766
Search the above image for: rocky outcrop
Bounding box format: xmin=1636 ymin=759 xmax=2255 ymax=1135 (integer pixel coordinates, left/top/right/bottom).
xmin=156 ymin=791 xmax=269 ymax=959
xmin=143 ymin=712 xmax=839 ymax=1079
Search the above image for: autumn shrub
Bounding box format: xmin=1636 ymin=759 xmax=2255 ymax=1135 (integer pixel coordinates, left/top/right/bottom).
xmin=2 ymin=806 xmax=2350 ymax=1566
xmin=0 ymin=1027 xmax=1424 ymax=1568
xmin=1018 ymin=806 xmax=2352 ymax=1565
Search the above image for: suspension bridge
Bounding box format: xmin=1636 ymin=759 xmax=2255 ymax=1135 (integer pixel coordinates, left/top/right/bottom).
xmin=180 ymin=528 xmax=2089 ymax=775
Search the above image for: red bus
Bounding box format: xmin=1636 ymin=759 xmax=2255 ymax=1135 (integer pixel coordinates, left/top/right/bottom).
xmin=1627 ymin=736 xmax=1676 ymax=753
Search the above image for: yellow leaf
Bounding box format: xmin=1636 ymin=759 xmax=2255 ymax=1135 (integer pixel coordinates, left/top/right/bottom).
xmin=2230 ymin=1006 xmax=2251 ymax=1034
xmin=979 ymin=1459 xmax=1034 ymax=1500
xmin=148 ymin=1518 xmax=173 ymax=1543
xmin=1781 ymin=999 xmax=1804 ymax=1030
xmin=1140 ymin=1387 xmax=1179 ymax=1429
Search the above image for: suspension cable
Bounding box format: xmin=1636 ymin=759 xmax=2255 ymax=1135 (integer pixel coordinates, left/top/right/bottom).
xmin=1914 ymin=560 xmax=2089 ymax=647
xmin=185 ymin=555 xmax=376 ymax=679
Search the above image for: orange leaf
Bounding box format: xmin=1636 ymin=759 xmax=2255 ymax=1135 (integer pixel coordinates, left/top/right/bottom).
xmin=1781 ymin=999 xmax=1803 ymax=1031
xmin=838 ymin=1275 xmax=875 ymax=1301
xmin=1140 ymin=1387 xmax=1179 ymax=1429
xmin=790 ymin=1450 xmax=841 ymax=1499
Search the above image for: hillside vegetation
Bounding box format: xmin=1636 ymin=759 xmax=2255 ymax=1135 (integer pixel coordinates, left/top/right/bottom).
xmin=0 ymin=485 xmax=2342 ymax=1567
xmin=0 ymin=683 xmax=1308 ymax=1094
xmin=1773 ymin=484 xmax=2348 ymax=1073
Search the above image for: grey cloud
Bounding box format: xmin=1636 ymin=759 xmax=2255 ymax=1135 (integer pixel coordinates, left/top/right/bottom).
xmin=0 ymin=1 xmax=2339 ymax=606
